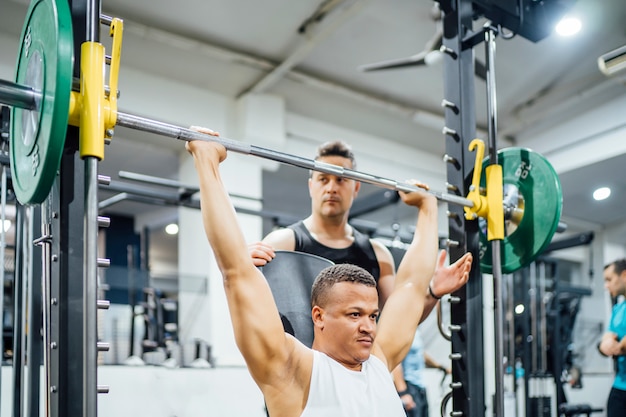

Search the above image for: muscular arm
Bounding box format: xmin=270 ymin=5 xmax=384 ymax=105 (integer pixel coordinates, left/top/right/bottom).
xmin=187 ymin=140 xmax=307 ymax=390
xmin=371 ymin=240 xmax=395 ymax=309
xmin=374 ymin=191 xmax=440 ymax=371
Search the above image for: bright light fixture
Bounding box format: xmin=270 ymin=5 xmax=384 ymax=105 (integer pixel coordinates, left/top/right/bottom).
xmin=165 ymin=223 xmax=179 ymax=235
xmin=515 ymin=304 xmax=525 ymax=315
xmin=2 ymin=220 xmax=10 ymax=232
xmin=593 ymin=187 xmax=611 ymax=201
xmin=555 ymin=17 xmax=581 ymax=37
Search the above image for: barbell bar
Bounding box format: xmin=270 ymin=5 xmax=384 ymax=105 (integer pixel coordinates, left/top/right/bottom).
xmin=114 ymin=111 xmax=475 ymax=208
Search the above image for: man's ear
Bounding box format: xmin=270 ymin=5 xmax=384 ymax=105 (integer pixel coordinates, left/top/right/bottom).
xmin=312 ymin=306 xmax=324 ymax=328
xmin=354 ymin=180 xmax=361 ymax=195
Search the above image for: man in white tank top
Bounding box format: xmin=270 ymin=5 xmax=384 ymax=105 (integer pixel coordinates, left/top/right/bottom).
xmin=187 ymin=130 xmax=472 ymax=417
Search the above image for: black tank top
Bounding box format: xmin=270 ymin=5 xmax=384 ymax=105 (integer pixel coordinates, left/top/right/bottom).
xmin=287 ymin=221 xmax=380 ymax=282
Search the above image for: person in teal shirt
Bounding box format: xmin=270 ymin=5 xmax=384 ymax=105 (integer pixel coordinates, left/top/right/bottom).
xmin=599 ymin=259 xmax=626 ymax=417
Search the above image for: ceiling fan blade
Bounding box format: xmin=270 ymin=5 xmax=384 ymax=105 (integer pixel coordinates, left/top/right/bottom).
xmin=359 ymin=51 xmax=428 ymax=72
xmin=358 ymin=25 xmax=442 ymax=72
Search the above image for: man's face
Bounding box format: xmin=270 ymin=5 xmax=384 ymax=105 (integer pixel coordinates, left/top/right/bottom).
xmin=604 ymin=264 xmax=626 ymax=298
xmin=308 ymin=155 xmax=360 ymax=220
xmin=312 ymin=281 xmax=379 ymax=369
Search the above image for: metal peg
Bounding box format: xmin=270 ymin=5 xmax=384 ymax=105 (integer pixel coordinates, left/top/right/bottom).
xmin=97 ymin=300 xmax=110 ymax=310
xmin=450 ymin=382 xmax=463 ymax=389
xmin=448 ymin=296 xmax=461 ymax=304
xmin=446 ymin=183 xmax=459 ymax=193
xmin=97 ymin=258 xmax=111 ymax=268
xmin=443 ymin=154 xmax=458 ymax=165
xmin=449 ymin=353 xmax=462 ymax=360
xmin=98 ymin=216 xmax=111 ymax=228
xmin=441 ymin=99 xmax=459 ymax=113
xmin=445 ymin=239 xmax=460 ymax=248
xmin=439 ymin=45 xmax=458 ymax=59
xmin=98 ymin=175 xmax=111 ymax=185
xmin=98 ymin=385 xmax=110 ymax=394
xmin=442 ymin=126 xmax=459 ymax=139
xmin=97 ymin=342 xmax=110 ymax=352
xmin=449 ymin=324 xmax=462 ymax=332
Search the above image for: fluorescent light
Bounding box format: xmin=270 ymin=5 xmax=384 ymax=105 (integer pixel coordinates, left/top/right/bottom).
xmin=555 ymin=17 xmax=581 ymax=37
xmin=165 ymin=223 xmax=179 ymax=235
xmin=593 ymin=187 xmax=611 ymax=201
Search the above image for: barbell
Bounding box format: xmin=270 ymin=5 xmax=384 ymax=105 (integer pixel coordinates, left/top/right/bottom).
xmin=0 ymin=0 xmax=563 ymax=273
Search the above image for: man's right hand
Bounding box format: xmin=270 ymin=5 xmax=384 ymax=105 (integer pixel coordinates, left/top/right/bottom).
xmin=249 ymin=241 xmax=276 ymax=266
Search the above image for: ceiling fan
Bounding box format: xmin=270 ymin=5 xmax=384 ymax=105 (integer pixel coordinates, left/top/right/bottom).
xmin=358 ymin=3 xmax=486 ymax=80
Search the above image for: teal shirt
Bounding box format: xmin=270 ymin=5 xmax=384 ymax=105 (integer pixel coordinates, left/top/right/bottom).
xmin=608 ymin=300 xmax=626 ymax=390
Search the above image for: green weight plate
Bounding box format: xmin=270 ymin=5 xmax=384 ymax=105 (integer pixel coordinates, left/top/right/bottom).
xmin=11 ymin=0 xmax=73 ymax=204
xmin=479 ymin=148 xmax=562 ymax=274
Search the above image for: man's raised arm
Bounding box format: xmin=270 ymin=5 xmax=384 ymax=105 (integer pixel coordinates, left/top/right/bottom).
xmin=376 ymin=184 xmax=470 ymax=371
xmin=186 ymin=136 xmax=293 ymax=386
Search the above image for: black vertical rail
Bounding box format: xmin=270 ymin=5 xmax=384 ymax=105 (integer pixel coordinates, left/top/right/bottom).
xmin=440 ymin=0 xmax=485 ymax=416
xmin=46 ymin=1 xmax=91 ymax=415
xmin=11 ymin=205 xmax=25 ymax=417
xmin=47 ymin=148 xmax=86 ymax=417
xmin=27 ymin=207 xmax=42 ymax=417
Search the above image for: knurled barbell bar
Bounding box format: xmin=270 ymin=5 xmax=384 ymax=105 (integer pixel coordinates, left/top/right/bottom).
xmin=0 ymin=0 xmax=563 ymax=274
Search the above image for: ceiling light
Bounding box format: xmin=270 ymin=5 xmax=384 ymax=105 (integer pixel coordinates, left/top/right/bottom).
xmin=165 ymin=223 xmax=179 ymax=235
xmin=2 ymin=220 xmax=10 ymax=232
xmin=555 ymin=16 xmax=581 ymax=36
xmin=515 ymin=304 xmax=525 ymax=315
xmin=593 ymin=187 xmax=611 ymax=201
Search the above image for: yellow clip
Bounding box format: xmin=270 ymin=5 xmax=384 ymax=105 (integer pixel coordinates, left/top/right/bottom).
xmin=463 ymin=138 xmax=504 ymax=241
xmin=464 ymin=139 xmax=488 ymax=221
xmin=104 ymin=18 xmax=123 ymax=133
xmin=78 ymin=41 xmax=106 ymax=160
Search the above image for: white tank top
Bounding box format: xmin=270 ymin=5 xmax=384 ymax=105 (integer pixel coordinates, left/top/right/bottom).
xmin=301 ymin=350 xmax=405 ymax=417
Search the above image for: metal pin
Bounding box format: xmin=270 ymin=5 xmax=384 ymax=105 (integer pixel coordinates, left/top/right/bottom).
xmin=451 ymin=411 xmax=464 ymax=416
xmin=97 ymin=258 xmax=111 ymax=268
xmin=446 ymin=183 xmax=459 ymax=193
xmin=442 ymin=126 xmax=459 ymax=139
xmin=98 ymin=385 xmax=110 ymax=394
xmin=443 ymin=155 xmax=458 ymax=165
xmin=445 ymin=239 xmax=460 ymax=248
xmin=97 ymin=342 xmax=110 ymax=352
xmin=449 ymin=324 xmax=462 ymax=332
xmin=98 ymin=175 xmax=111 ymax=185
xmin=446 ymin=211 xmax=459 ymax=219
xmin=97 ymin=300 xmax=110 ymax=310
xmin=98 ymin=216 xmax=111 ymax=228
xmin=450 ymin=353 xmax=463 ymax=360
xmin=441 ymin=99 xmax=459 ymax=113
xmin=448 ymin=296 xmax=461 ymax=304
xmin=440 ymin=45 xmax=458 ymax=59
xmin=450 ymin=382 xmax=463 ymax=389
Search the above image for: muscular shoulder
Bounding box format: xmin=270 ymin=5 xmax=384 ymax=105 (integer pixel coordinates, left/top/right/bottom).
xmin=262 ymin=228 xmax=296 ymax=251
xmin=369 ymin=239 xmax=394 ymax=267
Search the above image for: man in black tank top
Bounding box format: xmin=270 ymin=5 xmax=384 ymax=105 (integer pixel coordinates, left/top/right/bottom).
xmin=250 ymin=140 xmax=468 ymax=311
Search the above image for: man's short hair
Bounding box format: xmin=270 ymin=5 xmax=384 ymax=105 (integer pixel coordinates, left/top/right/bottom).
xmin=311 ymin=264 xmax=376 ymax=308
xmin=605 ymin=259 xmax=626 ymax=275
xmin=315 ymin=141 xmax=357 ymax=170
